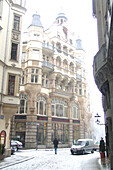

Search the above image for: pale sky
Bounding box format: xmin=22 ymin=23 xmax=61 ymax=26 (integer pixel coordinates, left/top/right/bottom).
xmin=23 ymin=0 xmax=105 ymax=127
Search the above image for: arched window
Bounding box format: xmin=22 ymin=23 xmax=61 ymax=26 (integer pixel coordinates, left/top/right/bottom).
xmin=63 ymin=59 xmax=68 ymax=70
xmin=51 ymin=99 xmax=68 ymax=117
xmin=69 ymin=62 xmax=74 ymax=72
xmin=72 ymin=103 xmax=79 ymax=119
xmin=18 ymin=94 xmax=28 ymax=114
xmin=37 ymin=96 xmax=46 ymax=115
xmin=56 ymin=56 xmax=61 ymax=67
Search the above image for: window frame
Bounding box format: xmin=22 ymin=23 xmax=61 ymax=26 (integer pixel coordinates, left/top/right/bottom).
xmin=13 ymin=15 xmax=20 ymax=31
xmin=18 ymin=94 xmax=28 ymax=114
xmin=51 ymin=99 xmax=68 ymax=118
xmin=37 ymin=96 xmax=47 ymax=115
xmin=8 ymin=75 xmax=15 ymax=96
xmin=11 ymin=42 xmax=18 ymax=61
xmin=72 ymin=103 xmax=79 ymax=119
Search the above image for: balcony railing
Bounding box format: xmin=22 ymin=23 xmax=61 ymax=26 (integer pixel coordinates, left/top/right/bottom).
xmin=42 ymin=61 xmax=54 ymax=70
xmin=43 ymin=43 xmax=54 ymax=51
xmin=76 ymin=74 xmax=82 ymax=81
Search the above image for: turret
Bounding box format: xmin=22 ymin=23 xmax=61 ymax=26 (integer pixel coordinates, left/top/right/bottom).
xmin=56 ymin=12 xmax=67 ymax=25
xmin=28 ymin=13 xmax=43 ymax=28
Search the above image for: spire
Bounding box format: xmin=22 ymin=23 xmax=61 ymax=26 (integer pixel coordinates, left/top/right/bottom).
xmin=29 ymin=13 xmax=43 ymax=28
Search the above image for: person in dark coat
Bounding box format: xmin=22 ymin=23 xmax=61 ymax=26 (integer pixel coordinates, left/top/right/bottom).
xmin=99 ymin=137 xmax=105 ymax=152
xmin=53 ymin=137 xmax=59 ymax=154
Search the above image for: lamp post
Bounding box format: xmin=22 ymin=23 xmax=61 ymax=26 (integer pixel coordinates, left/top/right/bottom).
xmin=36 ymin=123 xmax=39 ymax=150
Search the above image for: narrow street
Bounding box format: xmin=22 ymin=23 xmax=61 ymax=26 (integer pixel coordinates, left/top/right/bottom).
xmin=0 ymin=149 xmax=110 ymax=170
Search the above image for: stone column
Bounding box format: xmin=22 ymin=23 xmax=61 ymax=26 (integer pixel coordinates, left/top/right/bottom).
xmin=46 ymin=98 xmax=52 ymax=148
xmin=68 ymin=102 xmax=73 ymax=146
xmin=25 ymin=115 xmax=37 ymax=149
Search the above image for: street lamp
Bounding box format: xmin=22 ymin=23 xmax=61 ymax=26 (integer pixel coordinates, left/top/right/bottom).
xmin=36 ymin=123 xmax=39 ymax=150
xmin=94 ymin=113 xmax=105 ymax=126
xmin=94 ymin=113 xmax=101 ymax=118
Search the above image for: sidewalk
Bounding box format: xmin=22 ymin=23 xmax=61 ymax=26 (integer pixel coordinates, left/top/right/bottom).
xmin=0 ymin=153 xmax=34 ymax=169
xmin=0 ymin=150 xmax=111 ymax=170
xmin=98 ymin=156 xmax=111 ymax=170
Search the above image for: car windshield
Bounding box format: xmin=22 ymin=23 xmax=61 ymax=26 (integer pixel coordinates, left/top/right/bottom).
xmin=74 ymin=141 xmax=86 ymax=146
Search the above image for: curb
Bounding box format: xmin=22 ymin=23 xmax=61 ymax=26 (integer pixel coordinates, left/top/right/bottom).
xmin=0 ymin=156 xmax=34 ymax=169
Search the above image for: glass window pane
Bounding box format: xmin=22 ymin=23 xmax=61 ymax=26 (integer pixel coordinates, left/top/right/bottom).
xmin=51 ymin=105 xmax=54 ymax=116
xmin=14 ymin=15 xmax=20 ymax=30
xmin=56 ymin=104 xmax=63 ymax=117
xmin=37 ymin=102 xmax=39 ymax=114
xmin=40 ymin=101 xmax=43 ymax=115
xmin=35 ymin=75 xmax=38 ymax=83
xmin=8 ymin=75 xmax=15 ymax=95
xmin=36 ymin=69 xmax=38 ymax=73
xmin=11 ymin=43 xmax=18 ymax=60
xmin=44 ymin=104 xmax=46 ymax=115
xmin=31 ymin=75 xmax=34 ymax=82
xmin=31 ymin=69 xmax=34 ymax=73
xmin=64 ymin=107 xmax=68 ymax=117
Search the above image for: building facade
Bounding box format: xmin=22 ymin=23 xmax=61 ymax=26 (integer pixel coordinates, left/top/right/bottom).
xmin=93 ymin=0 xmax=113 ymax=168
xmin=0 ymin=0 xmax=26 ymax=156
xmin=11 ymin=12 xmax=92 ymax=149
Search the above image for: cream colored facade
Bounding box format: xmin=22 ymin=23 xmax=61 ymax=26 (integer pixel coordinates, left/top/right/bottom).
xmin=0 ymin=0 xmax=26 ymax=156
xmin=11 ymin=13 xmax=92 ymax=149
xmin=93 ymin=0 xmax=113 ymax=168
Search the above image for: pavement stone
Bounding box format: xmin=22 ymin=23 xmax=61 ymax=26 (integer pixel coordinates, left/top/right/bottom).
xmin=0 ymin=150 xmax=111 ymax=170
xmin=0 ymin=154 xmax=34 ymax=169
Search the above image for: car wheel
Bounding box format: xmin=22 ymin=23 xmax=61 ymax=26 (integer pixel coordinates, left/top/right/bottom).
xmin=91 ymin=149 xmax=94 ymax=153
xmin=82 ymin=150 xmax=85 ymax=155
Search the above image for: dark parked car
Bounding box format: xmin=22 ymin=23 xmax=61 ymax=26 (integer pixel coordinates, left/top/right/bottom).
xmin=11 ymin=140 xmax=23 ymax=151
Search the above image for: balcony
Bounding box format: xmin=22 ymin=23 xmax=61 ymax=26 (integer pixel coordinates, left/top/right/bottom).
xmin=43 ymin=43 xmax=54 ymax=54
xmin=93 ymin=43 xmax=108 ymax=92
xmin=42 ymin=61 xmax=54 ymax=72
xmin=50 ymin=89 xmax=75 ymax=99
xmin=75 ymin=58 xmax=81 ymax=69
xmin=76 ymin=74 xmax=82 ymax=81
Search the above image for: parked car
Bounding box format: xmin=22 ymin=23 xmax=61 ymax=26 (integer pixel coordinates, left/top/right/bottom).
xmin=11 ymin=140 xmax=23 ymax=151
xmin=70 ymin=139 xmax=94 ymax=155
xmin=94 ymin=141 xmax=100 ymax=151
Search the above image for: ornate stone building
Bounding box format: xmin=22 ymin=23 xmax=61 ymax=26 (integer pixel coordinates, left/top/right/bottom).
xmin=93 ymin=0 xmax=113 ymax=168
xmin=11 ymin=12 xmax=92 ymax=148
xmin=0 ymin=0 xmax=26 ymax=156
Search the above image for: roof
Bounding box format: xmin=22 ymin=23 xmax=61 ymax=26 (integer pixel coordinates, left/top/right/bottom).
xmin=56 ymin=12 xmax=67 ymax=21
xmin=29 ymin=14 xmax=43 ymax=28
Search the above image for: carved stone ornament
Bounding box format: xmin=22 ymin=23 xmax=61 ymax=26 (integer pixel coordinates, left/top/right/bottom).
xmin=12 ymin=33 xmax=19 ymax=41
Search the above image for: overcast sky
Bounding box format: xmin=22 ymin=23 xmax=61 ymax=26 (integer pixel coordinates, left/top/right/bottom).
xmin=23 ymin=0 xmax=105 ymax=126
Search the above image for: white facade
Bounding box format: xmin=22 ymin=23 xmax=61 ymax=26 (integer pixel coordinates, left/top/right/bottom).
xmin=0 ymin=0 xmax=26 ymax=156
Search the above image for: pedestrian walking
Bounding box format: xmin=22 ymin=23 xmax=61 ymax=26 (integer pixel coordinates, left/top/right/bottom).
xmin=53 ymin=137 xmax=59 ymax=154
xmin=99 ymin=137 xmax=105 ymax=158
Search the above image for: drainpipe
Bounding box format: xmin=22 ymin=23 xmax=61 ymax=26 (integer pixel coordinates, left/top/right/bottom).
xmin=1 ymin=0 xmax=12 ymax=103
